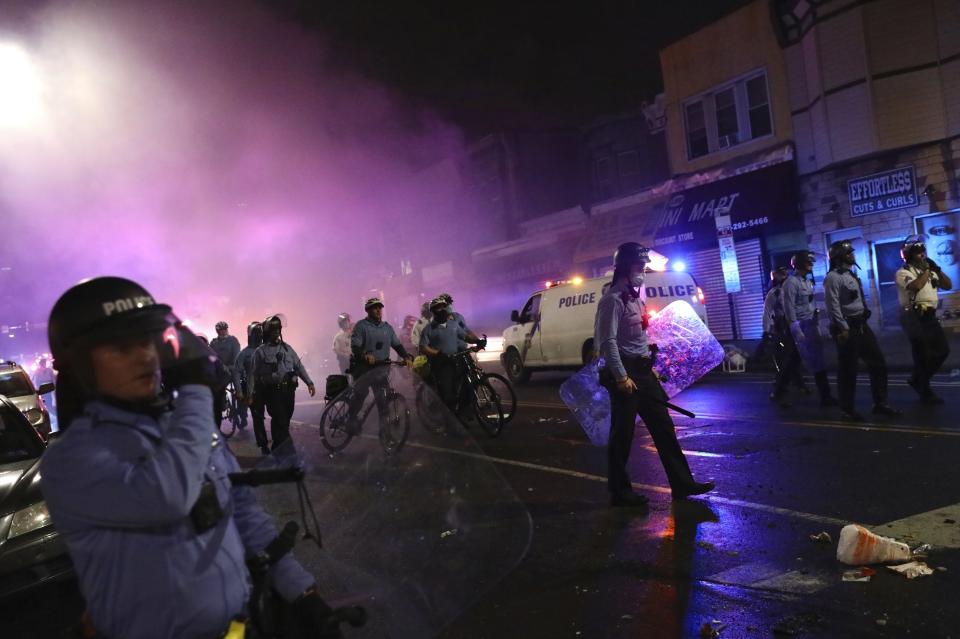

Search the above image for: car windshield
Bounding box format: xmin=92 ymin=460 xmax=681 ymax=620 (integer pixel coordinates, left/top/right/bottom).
xmin=0 ymin=370 xmax=35 ymax=398
xmin=0 ymin=404 xmax=44 ymax=463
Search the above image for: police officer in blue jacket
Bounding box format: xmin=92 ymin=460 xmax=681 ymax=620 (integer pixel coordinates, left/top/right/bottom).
xmin=346 ymin=298 xmax=411 ymax=432
xmin=420 ymin=297 xmax=485 ymax=410
xmin=249 ymin=315 xmax=316 ymax=454
xmin=233 ymin=321 xmax=264 ymax=432
xmin=438 ymin=292 xmax=478 ymax=342
xmin=595 ymin=243 xmax=714 ymax=507
xmin=39 ymin=277 xmax=337 ymax=639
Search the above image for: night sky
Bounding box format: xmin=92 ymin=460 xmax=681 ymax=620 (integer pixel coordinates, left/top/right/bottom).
xmin=266 ymin=0 xmax=752 ymax=136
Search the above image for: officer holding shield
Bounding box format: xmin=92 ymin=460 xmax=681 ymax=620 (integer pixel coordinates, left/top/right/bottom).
xmin=595 ymin=242 xmax=714 ymax=507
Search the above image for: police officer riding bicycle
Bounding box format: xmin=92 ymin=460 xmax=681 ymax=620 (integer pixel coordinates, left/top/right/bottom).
xmin=419 ymin=296 xmax=486 ymax=412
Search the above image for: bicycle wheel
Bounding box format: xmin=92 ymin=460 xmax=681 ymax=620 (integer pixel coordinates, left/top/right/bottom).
xmin=481 ymin=373 xmax=516 ymax=424
xmin=320 ymin=396 xmax=354 ymax=452
xmin=218 ymin=391 xmax=236 ymax=439
xmin=416 ymin=383 xmax=448 ymax=434
xmin=379 ymin=391 xmax=410 ymax=455
xmin=472 ymin=380 xmax=505 ymax=437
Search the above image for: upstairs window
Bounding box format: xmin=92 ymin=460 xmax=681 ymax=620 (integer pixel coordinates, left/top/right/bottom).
xmin=683 ymin=70 xmax=773 ymax=160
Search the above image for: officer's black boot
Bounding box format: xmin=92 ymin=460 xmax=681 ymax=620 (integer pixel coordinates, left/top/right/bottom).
xmin=814 ymin=371 xmax=837 ymax=406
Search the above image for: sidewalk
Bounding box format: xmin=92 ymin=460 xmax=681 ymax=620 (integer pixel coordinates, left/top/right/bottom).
xmin=729 ymin=330 xmax=960 ymax=374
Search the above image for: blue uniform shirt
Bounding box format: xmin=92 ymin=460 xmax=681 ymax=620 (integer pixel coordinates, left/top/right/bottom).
xmin=351 ymin=318 xmax=407 ymax=362
xmin=594 ymin=279 xmax=650 ymax=380
xmin=210 ymin=335 xmax=241 ymax=371
xmin=249 ymin=342 xmax=313 ymax=387
xmin=420 ymin=320 xmax=467 ymax=356
xmin=782 ymin=273 xmax=816 ymax=323
xmin=448 ymin=309 xmax=470 ymax=334
xmin=233 ymin=345 xmax=256 ymax=394
xmin=823 ymin=268 xmax=867 ymax=331
xmin=38 ymin=386 xmax=314 ymax=639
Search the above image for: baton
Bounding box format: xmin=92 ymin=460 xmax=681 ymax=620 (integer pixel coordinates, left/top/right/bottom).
xmin=632 ymin=388 xmax=696 ymax=418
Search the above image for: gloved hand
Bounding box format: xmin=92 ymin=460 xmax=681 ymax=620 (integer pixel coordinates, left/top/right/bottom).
xmin=293 ymin=590 xmax=342 ymax=638
xmin=160 ymin=324 xmax=226 ymax=389
xmin=476 ymin=337 xmax=488 ymax=350
xmin=927 ymin=257 xmax=941 ymax=272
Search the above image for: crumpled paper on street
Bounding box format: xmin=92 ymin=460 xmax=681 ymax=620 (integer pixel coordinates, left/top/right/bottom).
xmin=887 ymin=561 xmax=934 ymax=579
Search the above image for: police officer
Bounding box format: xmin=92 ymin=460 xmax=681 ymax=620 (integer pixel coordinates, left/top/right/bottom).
xmin=332 ymin=313 xmax=353 ymax=375
xmin=896 ymin=234 xmax=953 ymax=403
xmin=420 ymin=297 xmax=485 ymax=410
xmin=233 ymin=321 xmax=264 ymax=432
xmin=410 ymin=302 xmax=431 ymax=355
xmin=210 ymin=321 xmax=241 ymax=424
xmin=595 ymin=243 xmax=714 ymax=507
xmin=39 ymin=277 xmax=336 ymax=639
xmin=762 ymin=266 xmax=808 ymax=395
xmin=824 ymin=240 xmax=900 ymax=421
xmin=773 ymin=251 xmax=837 ymax=407
xmin=346 ymin=298 xmax=411 ymax=431
xmin=249 ymin=314 xmax=316 ymax=454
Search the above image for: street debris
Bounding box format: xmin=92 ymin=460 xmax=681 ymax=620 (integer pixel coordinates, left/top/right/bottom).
xmin=841 ymin=567 xmax=875 ymax=582
xmin=620 ymin=614 xmax=633 ymax=621
xmin=937 ymin=566 xmax=948 ymax=572
xmin=772 ymin=612 xmax=822 ymax=636
xmin=944 ymin=518 xmax=956 ymax=524
xmin=439 ymin=529 xmax=458 ymax=539
xmin=887 ymin=561 xmax=934 ymax=579
xmin=699 ymin=620 xmax=726 ymax=637
xmin=536 ymin=417 xmax=568 ymax=424
xmin=809 ymin=531 xmax=832 ymax=543
xmin=837 ymin=524 xmax=910 ymax=565
xmin=876 ymin=614 xmax=888 ymax=627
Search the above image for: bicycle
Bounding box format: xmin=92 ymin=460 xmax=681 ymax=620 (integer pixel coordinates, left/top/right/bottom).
xmin=320 ymin=361 xmax=410 ymax=455
xmin=416 ymin=345 xmax=515 ymax=438
xmin=218 ymin=381 xmax=244 ymax=438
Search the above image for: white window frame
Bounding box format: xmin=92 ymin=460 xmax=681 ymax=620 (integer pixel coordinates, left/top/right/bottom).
xmin=682 ymin=68 xmax=774 ymax=160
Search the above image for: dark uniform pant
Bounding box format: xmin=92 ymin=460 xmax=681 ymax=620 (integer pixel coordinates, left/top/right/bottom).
xmin=773 ymin=330 xmax=831 ymax=400
xmin=348 ymin=365 xmax=391 ymax=422
xmin=605 ymin=356 xmax=695 ymax=496
xmin=834 ymin=316 xmax=887 ymax=410
xmin=429 ymin=356 xmax=461 ymax=411
xmin=901 ymin=308 xmax=949 ymax=395
xmin=253 ymin=383 xmax=296 ymax=450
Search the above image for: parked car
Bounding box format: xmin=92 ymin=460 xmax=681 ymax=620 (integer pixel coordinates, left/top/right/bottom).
xmin=501 ymin=268 xmax=708 ymax=383
xmin=0 ymin=361 xmax=54 ymax=439
xmin=0 ymin=395 xmax=72 ymax=599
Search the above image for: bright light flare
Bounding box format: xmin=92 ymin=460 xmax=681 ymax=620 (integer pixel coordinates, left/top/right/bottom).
xmin=673 ymin=260 xmax=686 ymax=272
xmin=646 ymin=249 xmax=669 ymax=272
xmin=0 ymin=42 xmax=44 ymax=129
xmin=571 ymin=276 xmax=584 ymax=285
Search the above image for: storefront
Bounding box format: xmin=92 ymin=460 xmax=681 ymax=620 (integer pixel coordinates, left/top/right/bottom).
xmin=574 ymin=158 xmax=804 ymax=340
xmin=799 ymin=137 xmax=960 ymax=333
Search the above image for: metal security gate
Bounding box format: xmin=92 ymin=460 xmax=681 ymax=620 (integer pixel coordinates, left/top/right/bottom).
xmin=686 ymin=238 xmax=765 ymax=340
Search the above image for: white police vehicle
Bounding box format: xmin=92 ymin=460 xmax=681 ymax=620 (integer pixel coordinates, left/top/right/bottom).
xmin=500 ymin=267 xmax=708 ymax=383
xmin=0 ymin=361 xmax=54 ymax=439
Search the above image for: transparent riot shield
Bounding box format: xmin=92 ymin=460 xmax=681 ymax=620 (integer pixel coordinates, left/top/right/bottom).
xmin=245 ymin=364 xmax=532 ymax=638
xmin=559 ymin=300 xmax=724 ymax=446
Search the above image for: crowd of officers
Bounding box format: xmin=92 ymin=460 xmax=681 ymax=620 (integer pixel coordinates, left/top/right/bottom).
xmin=762 ymin=235 xmax=952 ymax=421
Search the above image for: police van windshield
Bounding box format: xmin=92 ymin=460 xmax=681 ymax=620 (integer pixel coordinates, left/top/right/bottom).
xmin=0 ymin=371 xmax=34 ymax=398
xmin=0 ymin=404 xmax=44 ymax=463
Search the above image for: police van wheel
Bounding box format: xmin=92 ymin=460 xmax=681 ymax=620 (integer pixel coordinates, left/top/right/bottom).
xmin=320 ymin=397 xmax=353 ymax=452
xmin=504 ymin=349 xmax=531 ymax=384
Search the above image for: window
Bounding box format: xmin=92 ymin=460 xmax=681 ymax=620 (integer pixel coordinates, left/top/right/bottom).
xmin=521 ymin=294 xmax=541 ymax=322
xmin=594 ymin=156 xmax=614 ymax=200
xmin=617 ymin=151 xmax=642 ymax=192
xmin=683 ymin=71 xmax=773 ymax=160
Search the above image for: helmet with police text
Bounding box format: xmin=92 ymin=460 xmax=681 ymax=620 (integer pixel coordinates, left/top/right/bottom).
xmin=900 ymin=234 xmax=927 ymax=262
xmin=429 ymin=296 xmax=448 ymax=312
xmin=364 ymin=297 xmax=384 ymax=311
xmin=215 ymin=321 xmax=228 ymax=332
xmin=828 ymin=240 xmax=856 ymax=267
xmin=247 ymin=321 xmax=263 ymax=347
xmin=789 ymin=250 xmax=815 ymax=270
xmin=48 ymin=276 xmax=173 ymax=370
xmin=337 ymin=312 xmax=351 ymax=329
xmin=439 ymin=293 xmax=454 ymax=305
xmin=769 ymin=266 xmax=789 ymax=282
xmin=613 ymin=242 xmax=651 ymax=272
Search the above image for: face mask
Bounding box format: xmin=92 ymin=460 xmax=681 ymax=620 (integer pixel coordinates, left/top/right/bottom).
xmin=432 ymin=310 xmax=448 ymax=322
xmin=629 ymin=271 xmax=645 ymax=287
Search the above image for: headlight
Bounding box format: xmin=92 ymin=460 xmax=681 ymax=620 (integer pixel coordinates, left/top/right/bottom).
xmin=9 ymin=501 xmax=53 ymax=538
xmin=23 ymin=408 xmax=44 ymax=425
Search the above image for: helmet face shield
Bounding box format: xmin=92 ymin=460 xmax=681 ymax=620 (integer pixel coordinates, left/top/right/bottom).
xmin=900 ymin=234 xmax=927 ymax=262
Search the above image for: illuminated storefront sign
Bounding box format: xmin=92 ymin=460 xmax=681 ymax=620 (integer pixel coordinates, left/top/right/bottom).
xmin=847 ymin=166 xmax=917 ymax=217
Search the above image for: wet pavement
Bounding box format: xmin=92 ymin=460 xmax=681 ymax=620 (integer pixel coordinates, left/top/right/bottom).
xmin=4 ymin=367 xmax=959 ymax=638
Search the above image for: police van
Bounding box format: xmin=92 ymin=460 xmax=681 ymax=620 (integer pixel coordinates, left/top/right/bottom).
xmin=500 ymin=269 xmax=708 ymax=383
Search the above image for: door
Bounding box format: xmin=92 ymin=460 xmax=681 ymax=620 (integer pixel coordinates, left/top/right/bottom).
xmin=511 ymin=294 xmax=543 ymax=365
xmin=872 ymin=238 xmax=906 ymax=328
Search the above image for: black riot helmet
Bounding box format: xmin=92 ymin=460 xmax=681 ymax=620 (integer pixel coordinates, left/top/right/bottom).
xmin=789 ymin=250 xmax=815 ymax=271
xmin=900 ymin=234 xmax=926 ymax=263
xmin=48 ymin=276 xmax=173 ymax=370
xmin=263 ymin=314 xmax=284 ymax=343
xmin=247 ymin=321 xmax=263 ymax=348
xmin=613 ymin=242 xmax=651 ymax=272
xmin=828 ymin=240 xmax=857 ymax=269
